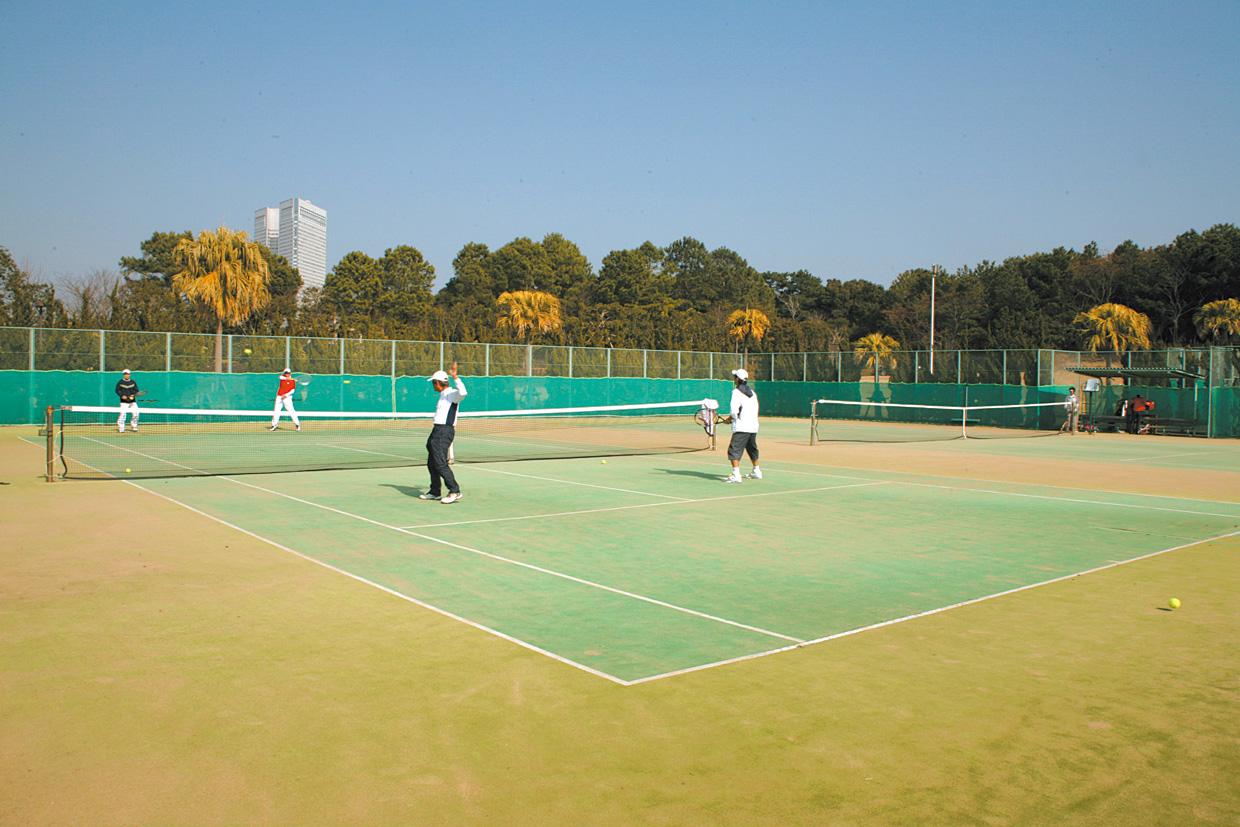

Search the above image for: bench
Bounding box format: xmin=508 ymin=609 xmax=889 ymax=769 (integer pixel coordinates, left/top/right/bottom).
xmin=1086 ymin=413 xmax=1200 ymax=436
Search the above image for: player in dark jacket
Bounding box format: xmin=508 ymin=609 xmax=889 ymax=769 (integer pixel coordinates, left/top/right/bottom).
xmin=115 ymin=369 xmax=140 ymax=433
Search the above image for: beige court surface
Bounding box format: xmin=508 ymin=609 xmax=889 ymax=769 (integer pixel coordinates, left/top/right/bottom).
xmin=2 ymin=422 xmax=1238 ymax=825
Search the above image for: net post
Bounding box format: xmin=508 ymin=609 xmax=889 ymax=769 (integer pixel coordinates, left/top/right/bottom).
xmin=29 ymin=327 xmax=35 ymax=370
xmin=809 ymin=400 xmax=817 ymax=445
xmin=44 ymin=406 xmax=54 ymax=482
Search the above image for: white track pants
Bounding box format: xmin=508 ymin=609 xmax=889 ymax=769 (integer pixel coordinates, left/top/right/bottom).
xmin=117 ymin=402 xmax=139 ymax=432
xmin=272 ymin=395 xmax=300 ymax=427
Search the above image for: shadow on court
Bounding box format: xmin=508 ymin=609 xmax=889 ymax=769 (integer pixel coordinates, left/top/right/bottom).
xmin=655 ymin=467 xmax=722 ymax=480
xmin=380 ymin=483 xmax=427 ymax=498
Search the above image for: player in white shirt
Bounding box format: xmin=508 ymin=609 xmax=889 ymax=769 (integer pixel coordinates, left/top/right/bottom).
xmin=420 ymin=362 xmax=467 ymax=504
xmin=718 ymin=368 xmax=762 ymax=483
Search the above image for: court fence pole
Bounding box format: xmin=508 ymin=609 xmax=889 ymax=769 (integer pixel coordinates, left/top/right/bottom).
xmin=99 ymin=329 xmax=105 ymax=372
xmin=165 ymin=332 xmax=172 ymax=371
xmin=1002 ymin=350 xmax=1008 ymax=386
xmin=607 ymin=348 xmax=612 ymax=378
xmin=28 ymin=328 xmax=35 ymax=370
xmin=708 ymin=351 xmax=713 ymax=379
xmin=526 ymin=343 xmax=533 ymax=377
xmin=485 ymin=343 xmax=491 ymax=376
xmin=802 ymin=351 xmax=807 ymax=382
xmin=677 ymin=350 xmax=681 ymax=380
xmin=440 ymin=341 xmax=445 ymax=372
xmin=390 ymin=340 xmax=397 ymax=412
xmin=227 ymin=334 xmax=233 ymax=373
xmin=44 ymin=406 xmax=54 ymax=482
xmin=837 ymin=351 xmax=842 ymax=383
xmin=643 ymin=349 xmax=648 ymax=379
xmin=339 ymin=339 xmax=345 ymax=375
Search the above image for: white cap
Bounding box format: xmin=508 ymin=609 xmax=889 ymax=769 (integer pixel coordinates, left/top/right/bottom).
xmin=731 ymin=368 xmax=749 ymax=381
xmin=281 ymin=368 xmax=291 ymax=375
xmin=122 ymin=368 xmax=131 ymax=374
xmin=428 ymin=370 xmax=450 ymax=383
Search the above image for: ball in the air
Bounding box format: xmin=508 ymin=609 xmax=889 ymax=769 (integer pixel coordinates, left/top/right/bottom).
xmin=125 ymin=468 xmax=132 ymax=474
xmin=343 ymin=379 xmax=351 ymax=384
xmin=243 ymin=348 xmax=252 ymax=355
xmin=600 ymin=459 xmax=607 ymax=464
xmin=1168 ymin=597 xmax=1181 ymax=609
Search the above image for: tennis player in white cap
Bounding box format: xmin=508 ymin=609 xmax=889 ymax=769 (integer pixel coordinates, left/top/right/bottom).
xmin=421 ymin=362 xmax=467 ymax=504
xmin=718 ymin=367 xmax=761 ymax=483
xmin=115 ymin=368 xmax=140 ymax=433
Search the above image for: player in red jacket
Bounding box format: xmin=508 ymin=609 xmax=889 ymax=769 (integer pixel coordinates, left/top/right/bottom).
xmin=269 ymin=369 xmax=301 ymax=431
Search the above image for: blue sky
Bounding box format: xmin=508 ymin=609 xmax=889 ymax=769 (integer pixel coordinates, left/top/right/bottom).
xmin=2 ymin=0 xmax=1237 ymax=288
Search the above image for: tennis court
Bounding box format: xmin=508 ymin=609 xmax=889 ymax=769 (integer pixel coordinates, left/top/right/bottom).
xmin=37 ymin=412 xmax=1240 ymax=684
xmin=7 ymin=408 xmax=1240 ymax=824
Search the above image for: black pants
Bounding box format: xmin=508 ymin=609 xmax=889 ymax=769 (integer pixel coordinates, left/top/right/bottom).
xmin=727 ymin=431 xmax=759 ymax=462
xmin=426 ymin=424 xmax=459 ymax=495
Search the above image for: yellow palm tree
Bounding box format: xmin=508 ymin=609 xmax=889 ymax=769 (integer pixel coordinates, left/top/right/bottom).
xmin=1073 ymin=303 xmax=1152 ymax=358
xmin=496 ymin=290 xmax=563 ymax=340
xmin=1194 ymin=298 xmax=1240 ymax=343
xmin=497 ymin=290 xmax=562 ymax=374
xmin=853 ymin=332 xmax=900 ymax=383
xmin=173 ymin=227 xmax=271 ymax=372
xmin=726 ymin=307 xmax=771 ymax=366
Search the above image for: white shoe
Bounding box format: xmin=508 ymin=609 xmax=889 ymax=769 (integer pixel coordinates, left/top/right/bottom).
xmin=294 ymin=425 xmax=301 ymax=431
xmin=418 ymin=493 xmax=440 ymax=501
xmin=724 ymin=475 xmax=743 ymax=484
xmin=441 ymin=492 xmax=462 ymax=504
xmin=747 ymin=469 xmax=763 ymax=480
xmin=268 ymin=425 xmax=278 ymax=431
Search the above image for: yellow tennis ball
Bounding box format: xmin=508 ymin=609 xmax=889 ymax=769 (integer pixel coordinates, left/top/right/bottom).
xmin=125 ymin=468 xmax=132 ymax=474
xmin=600 ymin=459 xmax=607 ymax=464
xmin=243 ymin=348 xmax=252 ymax=355
xmin=343 ymin=379 xmax=351 ymax=384
xmin=1168 ymin=597 xmax=1181 ymax=609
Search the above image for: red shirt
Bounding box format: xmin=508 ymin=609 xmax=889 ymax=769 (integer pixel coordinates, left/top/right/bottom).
xmin=277 ymin=377 xmax=297 ymax=396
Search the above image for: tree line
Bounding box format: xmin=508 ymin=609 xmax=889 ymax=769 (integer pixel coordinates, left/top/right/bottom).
xmin=3 ymin=223 xmax=1239 ymax=355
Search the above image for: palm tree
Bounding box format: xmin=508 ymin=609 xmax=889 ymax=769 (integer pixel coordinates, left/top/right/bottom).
xmin=173 ymin=227 xmax=271 ymax=372
xmin=1194 ymin=298 xmax=1240 ymax=343
xmin=726 ymin=307 xmax=771 ymax=367
xmin=496 ymin=290 xmax=563 ymax=374
xmin=853 ymin=333 xmax=900 ymax=383
xmin=1073 ymin=303 xmax=1152 ymax=361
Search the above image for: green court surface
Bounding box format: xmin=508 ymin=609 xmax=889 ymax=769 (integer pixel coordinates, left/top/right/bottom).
xmin=125 ymin=444 xmax=1240 ymax=684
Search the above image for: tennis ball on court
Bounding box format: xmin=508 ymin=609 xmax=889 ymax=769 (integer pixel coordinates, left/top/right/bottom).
xmin=243 ymin=348 xmax=252 ymax=355
xmin=600 ymin=459 xmax=608 ymax=464
xmin=1168 ymin=597 xmax=1181 ymax=609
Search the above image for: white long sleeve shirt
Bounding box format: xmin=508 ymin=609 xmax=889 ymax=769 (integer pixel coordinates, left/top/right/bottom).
xmin=433 ymin=378 xmax=467 ymax=425
xmin=729 ymin=385 xmax=760 ymax=433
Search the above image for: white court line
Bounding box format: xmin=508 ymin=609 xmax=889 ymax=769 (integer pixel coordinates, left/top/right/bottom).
xmin=216 ymin=475 xmax=803 ymax=644
xmin=122 ymin=481 xmax=633 ymax=685
xmin=399 ymin=481 xmax=890 ymax=529
xmin=651 ymin=454 xmax=1240 ymax=520
xmin=61 ymin=435 xmax=801 ymax=642
xmin=1114 ymin=451 xmax=1219 ymax=463
xmin=316 ymin=442 xmax=692 ymax=501
xmin=626 ymin=526 xmax=1240 ymax=685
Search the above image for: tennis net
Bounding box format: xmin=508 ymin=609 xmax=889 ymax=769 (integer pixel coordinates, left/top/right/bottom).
xmin=49 ymin=400 xmax=718 ymax=480
xmin=809 ymin=398 xmax=1066 ymax=443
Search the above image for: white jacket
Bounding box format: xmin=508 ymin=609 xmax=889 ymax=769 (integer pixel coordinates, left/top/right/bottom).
xmin=730 ymin=385 xmax=760 ymax=433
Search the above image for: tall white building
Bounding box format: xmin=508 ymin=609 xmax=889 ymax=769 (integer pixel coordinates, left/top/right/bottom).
xmin=253 ymin=197 xmax=328 ymax=289
xmin=253 ymin=207 xmax=280 ymax=251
